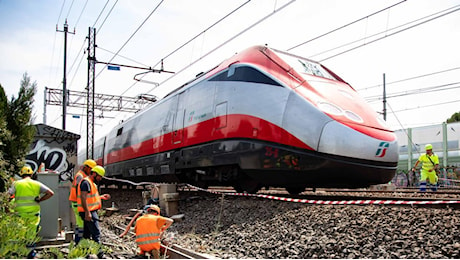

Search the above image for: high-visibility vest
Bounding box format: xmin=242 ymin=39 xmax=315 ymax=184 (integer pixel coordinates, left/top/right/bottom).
xmin=76 ymin=177 xmax=101 ymax=212
xmin=418 ymin=153 xmax=439 ymax=172
xmin=69 ymin=170 xmax=87 ymax=202
xmin=135 ymin=214 xmax=164 ymax=251
xmin=14 ymin=178 xmax=40 ymax=214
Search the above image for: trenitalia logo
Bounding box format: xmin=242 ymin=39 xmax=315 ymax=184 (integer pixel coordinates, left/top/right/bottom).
xmin=375 ymin=142 xmax=390 ymax=157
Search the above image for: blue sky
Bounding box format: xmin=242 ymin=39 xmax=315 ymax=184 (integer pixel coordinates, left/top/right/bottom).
xmin=1 ymin=0 xmax=459 ymax=149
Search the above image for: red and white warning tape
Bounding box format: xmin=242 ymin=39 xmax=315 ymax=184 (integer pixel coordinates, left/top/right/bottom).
xmin=187 ymin=184 xmax=460 ymax=206
xmin=100 ymin=178 xmax=460 ymax=206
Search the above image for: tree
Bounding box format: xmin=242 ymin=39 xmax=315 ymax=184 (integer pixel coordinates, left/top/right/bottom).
xmin=0 ymin=73 xmax=36 ymax=191
xmin=0 ymin=87 xmax=11 ymax=192
xmin=446 ymin=112 xmax=460 ymax=123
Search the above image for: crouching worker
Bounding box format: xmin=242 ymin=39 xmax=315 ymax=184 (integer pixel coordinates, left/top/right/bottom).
xmin=120 ymin=205 xmax=174 ymax=259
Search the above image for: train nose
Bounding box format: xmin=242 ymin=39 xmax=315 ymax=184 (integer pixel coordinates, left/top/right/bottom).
xmin=318 ymin=120 xmax=399 ymax=162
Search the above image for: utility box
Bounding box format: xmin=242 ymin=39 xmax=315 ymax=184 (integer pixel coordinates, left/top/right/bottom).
xmin=37 ymin=172 xmax=60 ymax=239
xmin=25 ymin=124 xmax=81 ymax=233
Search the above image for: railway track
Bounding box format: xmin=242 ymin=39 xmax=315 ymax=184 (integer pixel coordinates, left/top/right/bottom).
xmin=98 ymin=184 xmax=460 ymax=259
xmin=177 ymin=185 xmax=460 ymax=209
xmin=100 ymin=183 xmax=460 ymax=211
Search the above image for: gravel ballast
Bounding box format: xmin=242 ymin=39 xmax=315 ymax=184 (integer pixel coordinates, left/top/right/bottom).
xmin=104 ymin=192 xmax=460 ymax=259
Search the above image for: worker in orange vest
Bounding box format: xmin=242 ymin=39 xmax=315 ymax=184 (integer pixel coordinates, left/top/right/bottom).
xmin=77 ymin=165 xmax=111 ymax=258
xmin=120 ymin=205 xmax=174 ymax=259
xmin=69 ymin=159 xmax=97 ymax=244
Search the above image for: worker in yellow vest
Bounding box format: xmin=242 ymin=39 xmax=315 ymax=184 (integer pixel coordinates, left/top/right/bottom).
xmin=412 ymin=144 xmax=440 ymax=192
xmin=76 ymin=165 xmax=111 ymax=258
xmin=8 ymin=165 xmax=54 ymax=258
xmin=68 ymin=159 xmax=96 ymax=244
xmin=120 ymin=204 xmax=174 ymax=258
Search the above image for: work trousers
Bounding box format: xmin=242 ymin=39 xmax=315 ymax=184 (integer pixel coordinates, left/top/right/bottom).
xmin=79 ymin=210 xmax=101 ymax=243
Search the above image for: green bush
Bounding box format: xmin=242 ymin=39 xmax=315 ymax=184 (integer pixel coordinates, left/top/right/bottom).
xmin=0 ymin=209 xmax=40 ymax=258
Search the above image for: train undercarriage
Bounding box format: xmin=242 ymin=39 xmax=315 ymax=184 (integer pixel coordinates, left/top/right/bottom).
xmin=103 ymin=139 xmax=397 ymax=195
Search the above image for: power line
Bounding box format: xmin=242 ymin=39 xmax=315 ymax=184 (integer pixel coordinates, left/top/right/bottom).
xmin=146 ymin=0 xmax=296 ymax=94
xmin=96 ymin=0 xmax=119 ymax=35
xmin=114 ymin=0 xmax=252 ymax=98
xmin=65 ymin=0 xmax=76 ymax=20
xmin=389 ymin=99 xmax=460 ymax=113
xmin=365 ymin=81 xmax=460 ymax=102
xmin=311 ymin=4 xmax=460 ymax=61
xmin=286 ymin=0 xmax=407 ymax=51
xmin=74 ymin=0 xmax=89 ymax=28
xmin=92 ymin=0 xmax=111 ymax=28
xmin=56 ymin=0 xmax=66 ymax=25
xmin=319 ymin=4 xmax=460 ymax=62
xmin=97 ymin=46 xmax=149 ymax=67
xmin=359 ymin=66 xmax=460 ymax=91
xmin=93 ymin=0 xmax=165 ymax=81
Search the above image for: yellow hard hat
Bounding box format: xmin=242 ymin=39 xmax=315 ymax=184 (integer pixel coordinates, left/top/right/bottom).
xmin=20 ymin=166 xmax=33 ymax=176
xmin=91 ymin=165 xmax=105 ymax=177
xmin=146 ymin=205 xmax=160 ymax=214
xmin=84 ymin=159 xmax=97 ymax=169
xmin=425 ymin=144 xmax=433 ymax=150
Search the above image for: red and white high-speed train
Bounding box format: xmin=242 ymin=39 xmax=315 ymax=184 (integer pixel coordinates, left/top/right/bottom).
xmin=92 ymin=45 xmax=398 ymax=194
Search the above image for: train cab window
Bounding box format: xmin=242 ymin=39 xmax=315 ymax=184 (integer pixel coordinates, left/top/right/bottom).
xmin=117 ymin=127 xmax=123 ymax=136
xmin=274 ymin=50 xmax=337 ymax=81
xmin=210 ymin=65 xmax=282 ymax=87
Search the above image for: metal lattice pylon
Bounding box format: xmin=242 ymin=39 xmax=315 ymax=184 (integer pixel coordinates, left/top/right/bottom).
xmin=87 ymin=27 xmax=96 ymax=159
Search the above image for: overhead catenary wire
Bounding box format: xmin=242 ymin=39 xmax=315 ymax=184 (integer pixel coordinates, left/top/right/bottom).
xmin=65 ymin=0 xmax=76 ymax=21
xmin=365 ymin=81 xmax=460 ymax=102
xmin=311 ymin=4 xmax=460 ymax=61
xmin=73 ymin=0 xmax=89 ymax=28
xmin=97 ymin=46 xmax=150 ymax=67
xmin=146 ymin=0 xmax=297 ymax=94
xmin=113 ymin=0 xmax=252 ymax=98
xmin=92 ymin=0 xmax=165 ymax=83
xmin=96 ymin=0 xmax=119 ymax=35
xmin=318 ymin=4 xmax=460 ymax=62
xmin=389 ymin=99 xmax=460 ymax=114
xmin=92 ymin=0 xmax=111 ymax=28
xmin=286 ymin=0 xmax=407 ymax=52
xmin=359 ymin=66 xmax=460 ymax=91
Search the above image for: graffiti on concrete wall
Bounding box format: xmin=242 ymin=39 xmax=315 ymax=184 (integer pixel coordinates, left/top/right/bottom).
xmin=25 ymin=125 xmax=80 ymax=182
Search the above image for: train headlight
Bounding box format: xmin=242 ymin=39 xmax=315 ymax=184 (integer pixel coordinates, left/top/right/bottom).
xmin=318 ymin=102 xmax=364 ymax=123
xmin=317 ymin=102 xmax=342 ymax=115
xmin=344 ymin=110 xmax=363 ymax=123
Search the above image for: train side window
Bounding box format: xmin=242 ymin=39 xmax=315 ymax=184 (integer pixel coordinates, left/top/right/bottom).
xmin=117 ymin=127 xmax=123 ymax=137
xmin=210 ymin=65 xmax=282 ymax=87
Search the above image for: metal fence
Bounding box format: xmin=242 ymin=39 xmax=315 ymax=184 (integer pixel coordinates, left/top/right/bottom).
xmin=395 ymin=122 xmax=460 ymax=172
xmin=391 ymin=166 xmax=460 ymax=188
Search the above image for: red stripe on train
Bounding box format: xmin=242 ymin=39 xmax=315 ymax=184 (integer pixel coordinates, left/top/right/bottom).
xmin=103 ymin=114 xmax=311 ymax=165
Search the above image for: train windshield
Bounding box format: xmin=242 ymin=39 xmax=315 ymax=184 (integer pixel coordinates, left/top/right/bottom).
xmin=273 ymin=49 xmax=337 ymax=80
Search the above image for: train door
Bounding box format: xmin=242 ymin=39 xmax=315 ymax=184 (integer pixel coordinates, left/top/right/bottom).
xmin=172 ymin=92 xmax=186 ymax=144
xmin=215 ymin=101 xmax=228 ymax=129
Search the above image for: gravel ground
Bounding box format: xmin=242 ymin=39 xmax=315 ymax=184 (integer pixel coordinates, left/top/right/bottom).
xmin=101 ymin=190 xmax=460 ymax=259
